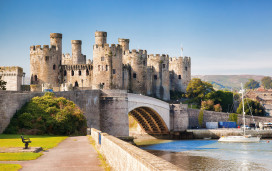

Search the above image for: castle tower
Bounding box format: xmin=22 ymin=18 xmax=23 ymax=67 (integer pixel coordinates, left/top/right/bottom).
xmin=72 ymin=40 xmax=86 ymax=64
xmin=169 ymin=56 xmax=191 ymax=92
xmin=118 ymin=38 xmax=130 ymax=51
xmin=123 ymin=49 xmax=147 ymax=94
xmin=147 ymin=54 xmax=170 ymax=101
xmin=95 ymin=31 xmax=107 ymax=45
xmin=92 ymin=31 xmax=123 ymax=90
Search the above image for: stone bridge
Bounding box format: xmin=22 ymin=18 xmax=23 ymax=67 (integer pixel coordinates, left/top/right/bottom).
xmin=1 ymin=90 xmax=271 ymax=137
xmin=0 ymin=90 xmax=188 ymax=136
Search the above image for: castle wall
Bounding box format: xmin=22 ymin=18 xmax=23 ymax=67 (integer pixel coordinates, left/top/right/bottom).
xmin=62 ymin=64 xmax=92 ymax=89
xmin=0 ymin=66 xmax=23 ymax=91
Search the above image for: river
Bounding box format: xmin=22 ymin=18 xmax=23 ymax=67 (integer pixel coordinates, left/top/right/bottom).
xmin=139 ymin=139 xmax=272 ymax=170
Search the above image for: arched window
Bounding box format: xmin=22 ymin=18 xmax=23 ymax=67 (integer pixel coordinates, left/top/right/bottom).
xmin=86 ymin=69 xmax=89 ymax=76
xmin=79 ymin=70 xmax=81 ymax=76
xmin=53 ymin=64 xmax=56 ymax=70
xmin=34 ymin=75 xmax=38 ymax=81
xmin=64 ymin=70 xmax=67 ymax=76
xmin=71 ymin=70 xmax=74 ymax=76
xmin=75 ymin=81 xmax=79 ymax=87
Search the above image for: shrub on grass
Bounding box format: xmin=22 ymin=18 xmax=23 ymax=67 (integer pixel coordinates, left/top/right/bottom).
xmin=4 ymin=92 xmax=87 ymax=135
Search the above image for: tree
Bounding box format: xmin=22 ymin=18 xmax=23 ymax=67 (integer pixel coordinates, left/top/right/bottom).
xmin=186 ymin=78 xmax=214 ymax=105
xmin=198 ymin=110 xmax=204 ymax=127
xmin=214 ymin=104 xmax=222 ymax=112
xmin=205 ymin=90 xmax=233 ymax=112
xmin=5 ymin=92 xmax=87 ymax=135
xmin=261 ymin=76 xmax=272 ymax=89
xmin=236 ymin=98 xmax=265 ymax=116
xmin=201 ymin=100 xmax=214 ymax=111
xmin=0 ymin=76 xmax=7 ymax=90
xmin=228 ymin=113 xmax=238 ymax=123
xmin=244 ymin=79 xmax=260 ymax=89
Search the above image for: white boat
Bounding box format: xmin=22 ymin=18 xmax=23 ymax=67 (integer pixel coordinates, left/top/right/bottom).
xmin=218 ymin=84 xmax=261 ymax=143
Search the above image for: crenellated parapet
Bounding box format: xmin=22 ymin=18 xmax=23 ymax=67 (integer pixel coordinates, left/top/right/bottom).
xmin=62 ymin=64 xmax=92 ymax=71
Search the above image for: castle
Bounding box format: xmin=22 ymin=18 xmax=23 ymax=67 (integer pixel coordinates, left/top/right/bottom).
xmin=30 ymin=31 xmax=191 ymax=101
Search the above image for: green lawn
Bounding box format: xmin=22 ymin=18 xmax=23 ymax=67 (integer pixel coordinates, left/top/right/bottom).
xmin=0 ymin=152 xmax=42 ymax=161
xmin=0 ymin=134 xmax=67 ymax=161
xmin=0 ymin=134 xmax=67 ymax=150
xmin=0 ymin=164 xmax=22 ymax=171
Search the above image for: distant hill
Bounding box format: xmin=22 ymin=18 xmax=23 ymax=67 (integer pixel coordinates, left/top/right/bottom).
xmin=192 ymin=75 xmax=267 ymax=91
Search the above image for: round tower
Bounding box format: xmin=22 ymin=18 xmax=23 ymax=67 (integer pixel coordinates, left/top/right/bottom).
xmin=129 ymin=49 xmax=147 ymax=94
xmin=71 ymin=40 xmax=84 ymax=64
xmin=50 ymin=33 xmax=62 ymax=53
xmin=95 ymin=31 xmax=107 ymax=45
xmin=118 ymin=38 xmax=130 ymax=51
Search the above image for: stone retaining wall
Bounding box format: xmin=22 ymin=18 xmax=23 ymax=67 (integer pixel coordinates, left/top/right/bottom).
xmin=188 ymin=108 xmax=272 ymax=128
xmin=187 ymin=129 xmax=272 ymax=139
xmin=91 ymin=128 xmax=181 ymax=171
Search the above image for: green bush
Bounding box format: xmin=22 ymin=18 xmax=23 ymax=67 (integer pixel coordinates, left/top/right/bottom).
xmin=228 ymin=113 xmax=238 ymax=123
xmin=4 ymin=92 xmax=87 ymax=135
xmin=198 ymin=110 xmax=204 ymax=127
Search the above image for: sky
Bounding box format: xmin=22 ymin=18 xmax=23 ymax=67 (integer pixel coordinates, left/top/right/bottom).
xmin=0 ymin=0 xmax=271 ymax=77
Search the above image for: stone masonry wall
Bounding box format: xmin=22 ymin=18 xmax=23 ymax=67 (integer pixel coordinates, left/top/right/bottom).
xmin=0 ymin=90 xmax=101 ymax=133
xmin=91 ymin=128 xmax=181 ymax=171
xmin=188 ymin=108 xmax=272 ymax=128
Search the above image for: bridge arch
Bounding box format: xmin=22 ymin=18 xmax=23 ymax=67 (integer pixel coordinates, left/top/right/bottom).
xmin=127 ymin=93 xmax=170 ymax=135
xmin=129 ymin=106 xmax=169 ymax=134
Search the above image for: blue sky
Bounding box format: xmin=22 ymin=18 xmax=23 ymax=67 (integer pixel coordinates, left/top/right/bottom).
xmin=0 ymin=0 xmax=271 ymax=76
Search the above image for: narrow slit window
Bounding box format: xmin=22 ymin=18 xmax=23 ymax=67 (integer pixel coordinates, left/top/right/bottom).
xmin=178 ymin=75 xmax=181 ymax=79
xmin=53 ymin=64 xmax=56 ymax=70
xmin=112 ymin=69 xmax=116 ymax=74
xmin=154 ymin=75 xmax=157 ymax=80
xmin=133 ymin=73 xmax=137 ymax=78
xmin=79 ymin=70 xmax=81 ymax=76
xmin=72 ymin=70 xmax=74 ymax=76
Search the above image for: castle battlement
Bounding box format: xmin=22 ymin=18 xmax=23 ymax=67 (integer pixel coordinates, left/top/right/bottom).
xmin=148 ymin=54 xmax=169 ymax=61
xmin=30 ymin=45 xmax=56 ymax=53
xmin=62 ymin=64 xmax=92 ymax=71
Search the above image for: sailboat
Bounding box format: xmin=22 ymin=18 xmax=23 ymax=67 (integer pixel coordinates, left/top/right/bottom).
xmin=218 ymin=83 xmax=261 ymax=143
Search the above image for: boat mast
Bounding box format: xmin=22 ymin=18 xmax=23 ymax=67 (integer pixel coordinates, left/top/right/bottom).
xmin=241 ymin=83 xmax=246 ymax=136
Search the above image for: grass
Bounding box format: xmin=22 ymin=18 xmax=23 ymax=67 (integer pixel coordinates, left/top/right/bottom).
xmin=88 ymin=135 xmax=111 ymax=171
xmin=0 ymin=153 xmax=42 ymax=161
xmin=0 ymin=134 xmax=67 ymax=161
xmin=0 ymin=134 xmax=67 ymax=150
xmin=0 ymin=164 xmax=22 ymax=171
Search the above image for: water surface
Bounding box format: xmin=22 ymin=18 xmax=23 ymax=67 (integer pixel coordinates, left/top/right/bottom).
xmin=140 ymin=139 xmax=272 ymax=170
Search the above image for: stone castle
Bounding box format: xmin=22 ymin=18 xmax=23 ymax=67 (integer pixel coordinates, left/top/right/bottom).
xmin=30 ymin=31 xmax=191 ymax=101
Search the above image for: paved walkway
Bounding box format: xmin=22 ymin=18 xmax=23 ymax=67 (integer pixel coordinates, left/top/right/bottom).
xmin=1 ymin=136 xmax=104 ymax=171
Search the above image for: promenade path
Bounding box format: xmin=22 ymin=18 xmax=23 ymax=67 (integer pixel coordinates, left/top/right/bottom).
xmin=1 ymin=136 xmax=104 ymax=171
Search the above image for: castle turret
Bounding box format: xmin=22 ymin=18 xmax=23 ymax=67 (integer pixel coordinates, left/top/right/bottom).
xmin=118 ymin=38 xmax=130 ymax=51
xmin=95 ymin=31 xmax=107 ymax=45
xmin=72 ymin=40 xmax=86 ymax=64
xmin=50 ymin=33 xmax=62 ymax=55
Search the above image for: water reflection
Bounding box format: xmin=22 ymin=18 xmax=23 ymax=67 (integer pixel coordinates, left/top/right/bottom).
xmin=140 ymin=140 xmax=271 ymax=170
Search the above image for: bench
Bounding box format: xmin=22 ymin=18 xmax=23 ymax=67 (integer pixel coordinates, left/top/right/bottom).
xmin=21 ymin=135 xmax=31 ymax=149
